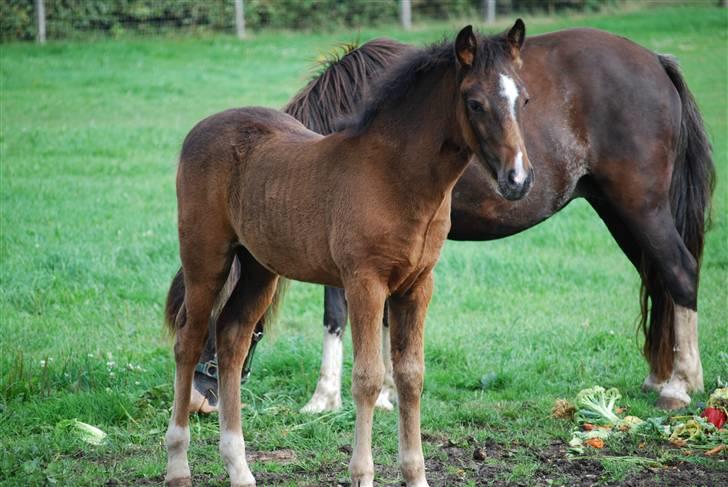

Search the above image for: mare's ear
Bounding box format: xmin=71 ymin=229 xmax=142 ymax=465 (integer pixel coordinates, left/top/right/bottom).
xmin=455 ymin=25 xmax=477 ymax=68
xmin=506 ymin=19 xmax=525 ymax=67
xmin=507 ymin=18 xmax=526 ymax=51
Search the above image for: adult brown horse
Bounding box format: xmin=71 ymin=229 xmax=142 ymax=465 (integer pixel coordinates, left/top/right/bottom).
xmin=164 ymin=23 xmax=532 ymax=487
xmin=291 ymin=28 xmax=715 ymax=413
xmin=166 ymin=25 xmax=715 ymax=415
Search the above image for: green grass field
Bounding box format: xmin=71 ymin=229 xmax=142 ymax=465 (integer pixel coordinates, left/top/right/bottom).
xmin=1 ymin=5 xmax=726 ymax=486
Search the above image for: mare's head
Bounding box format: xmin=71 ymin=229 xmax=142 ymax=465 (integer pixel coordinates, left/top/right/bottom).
xmin=454 ymin=21 xmax=533 ymax=201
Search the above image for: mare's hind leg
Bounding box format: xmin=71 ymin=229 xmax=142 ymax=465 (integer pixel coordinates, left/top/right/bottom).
xmin=591 ymin=182 xmax=702 ymax=409
xmin=345 ymin=276 xmax=388 ymax=487
xmin=388 ymin=275 xmax=434 ymax=487
xmin=588 ymin=197 xmax=665 ymax=393
xmin=216 ymin=248 xmax=279 ymax=487
xmin=166 ymin=245 xmax=233 ymax=486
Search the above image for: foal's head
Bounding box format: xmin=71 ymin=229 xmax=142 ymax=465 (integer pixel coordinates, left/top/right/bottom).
xmin=454 ymin=21 xmax=533 ymax=201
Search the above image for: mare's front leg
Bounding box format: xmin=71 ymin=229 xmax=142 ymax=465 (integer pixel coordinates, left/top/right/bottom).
xmin=388 ymin=275 xmax=433 ymax=487
xmin=345 ymin=278 xmax=388 ymax=487
xmin=300 ymin=286 xmax=347 ymax=413
xmin=375 ymin=304 xmax=397 ymax=411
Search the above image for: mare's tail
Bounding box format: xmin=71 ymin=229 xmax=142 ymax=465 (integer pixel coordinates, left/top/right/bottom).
xmin=163 ymin=259 xmax=288 ymax=337
xmin=640 ymin=55 xmax=715 ymax=380
xmin=163 ymin=267 xmax=186 ymax=337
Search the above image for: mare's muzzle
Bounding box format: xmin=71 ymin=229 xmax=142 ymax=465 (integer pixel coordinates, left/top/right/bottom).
xmin=498 ymin=166 xmax=534 ymax=201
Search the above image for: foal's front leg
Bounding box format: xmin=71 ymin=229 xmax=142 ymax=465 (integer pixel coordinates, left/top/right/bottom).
xmin=345 ymin=279 xmax=388 ymax=487
xmin=388 ymin=275 xmax=433 ymax=487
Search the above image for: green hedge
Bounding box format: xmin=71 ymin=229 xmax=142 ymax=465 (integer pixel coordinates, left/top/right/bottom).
xmin=1 ymin=0 xmax=617 ymax=42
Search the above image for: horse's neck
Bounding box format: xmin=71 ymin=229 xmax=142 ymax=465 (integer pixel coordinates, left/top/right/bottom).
xmin=363 ymin=68 xmax=470 ymax=203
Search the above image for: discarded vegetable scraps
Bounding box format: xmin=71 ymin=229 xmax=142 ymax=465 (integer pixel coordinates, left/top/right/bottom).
xmin=702 ymin=388 xmax=728 ymax=429
xmin=55 ymin=419 xmax=108 ymax=446
xmin=574 ymin=386 xmax=622 ymax=426
xmin=702 ymin=408 xmax=727 ymax=430
xmin=566 ymin=385 xmax=726 ymax=456
xmin=552 ymin=398 xmax=576 ymax=419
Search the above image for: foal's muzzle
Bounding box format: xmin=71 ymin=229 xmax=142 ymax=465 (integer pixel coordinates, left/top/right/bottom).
xmin=498 ymin=166 xmax=534 ymax=201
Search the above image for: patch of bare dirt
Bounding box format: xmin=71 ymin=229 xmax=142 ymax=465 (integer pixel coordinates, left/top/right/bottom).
xmin=120 ymin=439 xmax=727 ymax=486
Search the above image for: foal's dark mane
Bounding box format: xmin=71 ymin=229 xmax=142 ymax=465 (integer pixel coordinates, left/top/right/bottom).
xmin=341 ymin=31 xmax=513 ymax=134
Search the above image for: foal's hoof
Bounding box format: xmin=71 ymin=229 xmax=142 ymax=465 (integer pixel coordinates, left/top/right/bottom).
xmin=165 ymin=477 xmax=192 ymax=487
xmin=656 ymin=395 xmax=689 ymax=411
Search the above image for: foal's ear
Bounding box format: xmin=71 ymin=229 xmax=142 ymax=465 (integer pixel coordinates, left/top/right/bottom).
xmin=507 ymin=18 xmax=526 ymax=51
xmin=455 ymin=25 xmax=477 ymax=68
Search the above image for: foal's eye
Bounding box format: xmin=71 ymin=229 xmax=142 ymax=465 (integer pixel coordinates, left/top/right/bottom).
xmin=467 ymin=99 xmax=484 ymax=113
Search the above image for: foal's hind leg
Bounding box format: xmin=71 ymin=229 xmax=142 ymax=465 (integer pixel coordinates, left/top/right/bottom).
xmin=388 ymin=275 xmax=433 ymax=487
xmin=216 ymin=248 xmax=279 ymax=487
xmin=345 ymin=277 xmax=388 ymax=487
xmin=166 ymin=247 xmax=232 ymax=486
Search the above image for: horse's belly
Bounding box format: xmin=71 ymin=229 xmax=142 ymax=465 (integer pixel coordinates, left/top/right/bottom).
xmin=238 ymin=221 xmax=341 ymax=287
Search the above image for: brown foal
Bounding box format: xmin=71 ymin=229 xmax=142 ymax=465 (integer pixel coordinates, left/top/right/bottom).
xmin=165 ymin=22 xmax=532 ymax=487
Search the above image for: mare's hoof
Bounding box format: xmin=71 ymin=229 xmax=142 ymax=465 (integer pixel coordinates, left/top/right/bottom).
xmin=300 ymin=393 xmax=342 ymax=414
xmin=232 ymin=483 xmax=256 ymax=487
xmin=375 ymin=394 xmax=395 ymax=411
xmin=656 ymin=395 xmax=689 ymax=410
xmin=165 ymin=477 xmax=192 ymax=487
xmin=351 ymin=478 xmax=374 ymax=487
xmin=640 ymin=380 xmax=663 ymax=393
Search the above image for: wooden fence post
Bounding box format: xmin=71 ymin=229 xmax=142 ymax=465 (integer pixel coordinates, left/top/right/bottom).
xmin=400 ymin=0 xmax=412 ymax=31
xmin=234 ymin=0 xmax=245 ymax=39
xmin=35 ymin=0 xmax=46 ymax=44
xmin=485 ymin=0 xmax=496 ymax=25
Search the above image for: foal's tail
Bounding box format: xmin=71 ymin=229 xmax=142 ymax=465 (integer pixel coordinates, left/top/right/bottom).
xmin=163 ymin=259 xmax=288 ymax=337
xmin=641 ymin=55 xmax=716 ymax=379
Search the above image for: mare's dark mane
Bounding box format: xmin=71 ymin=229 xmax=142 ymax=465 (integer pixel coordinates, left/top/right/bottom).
xmin=341 ymin=31 xmax=512 ymax=133
xmin=283 ymin=39 xmax=409 ymax=134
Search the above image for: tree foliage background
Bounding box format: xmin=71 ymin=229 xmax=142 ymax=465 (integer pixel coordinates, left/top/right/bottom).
xmin=1 ymin=0 xmax=619 ymax=41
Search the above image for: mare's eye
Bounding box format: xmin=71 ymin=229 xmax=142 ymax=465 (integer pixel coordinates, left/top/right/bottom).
xmin=467 ymin=99 xmax=484 ymax=113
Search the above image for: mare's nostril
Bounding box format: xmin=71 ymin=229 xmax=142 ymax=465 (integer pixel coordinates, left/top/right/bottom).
xmin=507 ymin=169 xmax=518 ymax=186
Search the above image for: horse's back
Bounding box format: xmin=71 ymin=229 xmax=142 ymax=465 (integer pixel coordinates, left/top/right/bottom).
xmin=180 ymin=107 xmax=315 ymax=170
xmin=523 ymin=29 xmax=682 ymax=162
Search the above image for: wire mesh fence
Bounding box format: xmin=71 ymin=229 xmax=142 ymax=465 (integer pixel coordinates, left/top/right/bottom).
xmin=1 ymin=0 xmax=720 ymax=43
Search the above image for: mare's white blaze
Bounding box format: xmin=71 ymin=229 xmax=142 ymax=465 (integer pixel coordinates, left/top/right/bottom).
xmin=165 ymin=424 xmax=191 ymax=482
xmin=660 ymin=305 xmax=703 ymax=405
xmin=219 ymin=392 xmax=255 ymax=486
xmin=300 ymin=328 xmax=343 ymax=413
